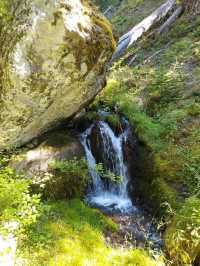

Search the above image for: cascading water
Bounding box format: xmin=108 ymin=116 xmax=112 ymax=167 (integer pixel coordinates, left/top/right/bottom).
xmin=80 ymin=120 xmax=135 ymax=213
xmin=80 ymin=116 xmax=163 ymax=249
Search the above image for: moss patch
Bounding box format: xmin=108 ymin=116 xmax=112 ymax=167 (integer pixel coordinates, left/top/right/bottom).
xmin=18 ymin=199 xmax=159 ymax=266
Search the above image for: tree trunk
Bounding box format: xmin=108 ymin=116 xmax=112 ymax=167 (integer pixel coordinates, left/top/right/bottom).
xmin=183 ymin=0 xmax=200 ymax=14
xmin=112 ymin=0 xmax=176 ymax=60
xmin=156 ymin=6 xmax=183 ymax=35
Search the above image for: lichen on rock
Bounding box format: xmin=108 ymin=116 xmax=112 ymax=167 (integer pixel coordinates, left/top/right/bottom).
xmin=0 ymin=0 xmax=115 ymax=150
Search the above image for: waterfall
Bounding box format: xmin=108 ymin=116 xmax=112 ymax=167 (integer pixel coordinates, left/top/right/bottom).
xmin=80 ymin=118 xmax=163 ymax=249
xmin=80 ymin=120 xmax=135 ymax=213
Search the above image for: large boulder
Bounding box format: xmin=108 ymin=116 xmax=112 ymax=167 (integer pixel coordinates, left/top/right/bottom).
xmin=0 ymin=0 xmax=115 ymax=150
xmin=10 ymin=130 xmax=88 ymax=199
xmin=10 ymin=130 xmax=84 ymax=176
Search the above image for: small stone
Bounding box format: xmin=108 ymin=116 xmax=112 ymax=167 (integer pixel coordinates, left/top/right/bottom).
xmin=81 ymin=62 xmax=88 ymax=75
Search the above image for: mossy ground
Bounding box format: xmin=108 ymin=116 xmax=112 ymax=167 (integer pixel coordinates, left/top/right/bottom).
xmin=0 ymin=154 xmax=161 ymax=266
xmin=93 ymin=0 xmax=164 ymax=36
xmin=17 ymin=199 xmax=160 ymax=266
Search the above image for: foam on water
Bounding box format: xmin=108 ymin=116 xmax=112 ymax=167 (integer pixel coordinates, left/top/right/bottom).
xmin=87 ymin=192 xmax=135 ymax=213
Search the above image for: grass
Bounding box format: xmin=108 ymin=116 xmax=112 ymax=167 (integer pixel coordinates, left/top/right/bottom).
xmin=110 ymin=0 xmax=164 ymax=36
xmin=93 ymin=0 xmax=164 ymax=37
xmin=88 ymin=12 xmax=200 ymax=217
xmin=0 ymin=156 xmax=160 ymax=266
xmin=165 ymin=196 xmax=200 ymax=265
xmin=17 ymin=199 xmax=160 ymax=266
xmin=88 ymin=9 xmax=200 ymax=265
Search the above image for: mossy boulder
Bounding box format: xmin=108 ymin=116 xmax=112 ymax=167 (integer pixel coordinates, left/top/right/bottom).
xmin=0 ymin=0 xmax=115 ymax=150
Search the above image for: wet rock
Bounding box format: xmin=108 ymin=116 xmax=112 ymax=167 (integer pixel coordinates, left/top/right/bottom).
xmin=89 ymin=122 xmax=116 ymax=172
xmin=105 ymin=213 xmax=162 ymax=250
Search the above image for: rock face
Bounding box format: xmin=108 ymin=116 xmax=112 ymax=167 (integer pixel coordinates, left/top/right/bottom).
xmin=10 ymin=130 xmax=87 ymax=199
xmin=0 ymin=0 xmax=115 ymax=150
xmin=10 ymin=130 xmax=84 ymax=176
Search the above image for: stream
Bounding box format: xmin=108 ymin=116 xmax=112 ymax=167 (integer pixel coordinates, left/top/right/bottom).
xmin=80 ymin=116 xmax=163 ymax=250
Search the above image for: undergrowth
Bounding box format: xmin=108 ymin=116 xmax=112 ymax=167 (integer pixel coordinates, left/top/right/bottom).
xmin=92 ymin=15 xmax=200 ymax=203
xmin=165 ymin=196 xmax=200 ymax=265
xmin=0 ymin=154 xmax=160 ymax=266
xmin=89 ymin=10 xmax=200 ymax=266
xmin=17 ymin=199 xmax=159 ymax=266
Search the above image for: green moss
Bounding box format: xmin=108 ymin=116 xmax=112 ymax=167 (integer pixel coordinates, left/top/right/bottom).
xmin=18 ymin=199 xmax=159 ymax=266
xmin=105 ymin=114 xmax=121 ymax=129
xmin=92 ymin=15 xmax=116 ymax=51
xmin=84 ymin=111 xmax=101 ymax=121
xmin=95 ymin=79 xmax=164 ymax=150
xmin=151 ymin=179 xmax=179 ymax=211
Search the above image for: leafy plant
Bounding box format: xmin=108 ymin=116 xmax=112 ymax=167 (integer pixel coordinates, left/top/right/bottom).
xmin=44 ymin=158 xmax=90 ymax=199
xmin=95 ymin=163 xmax=123 ymax=182
xmin=0 ymin=166 xmax=41 ymax=235
xmin=184 ymin=160 xmax=200 ymax=195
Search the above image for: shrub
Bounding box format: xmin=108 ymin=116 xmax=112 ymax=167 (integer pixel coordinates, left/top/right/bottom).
xmin=0 ymin=166 xmax=41 ymax=235
xmin=41 ymin=158 xmax=90 ymax=200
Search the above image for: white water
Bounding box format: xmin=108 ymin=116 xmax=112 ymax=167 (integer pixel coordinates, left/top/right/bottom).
xmin=80 ymin=121 xmax=135 ymax=213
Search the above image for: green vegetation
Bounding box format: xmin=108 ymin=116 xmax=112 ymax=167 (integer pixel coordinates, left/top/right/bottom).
xmin=46 ymin=159 xmax=90 ymax=199
xmin=0 ymin=154 xmax=160 ymax=265
xmin=89 ymin=2 xmax=200 ymax=264
xmin=92 ymin=0 xmax=121 ymax=12
xmin=165 ymin=196 xmax=200 ymax=265
xmin=1 ymin=0 xmax=200 ymax=265
xmin=0 ymin=156 xmax=41 ymax=235
xmin=92 ymin=14 xmax=200 ymax=209
xmin=105 ymin=113 xmax=122 ymax=131
xmin=95 ymin=0 xmax=163 ymax=36
xmin=17 ymin=199 xmax=159 ymax=266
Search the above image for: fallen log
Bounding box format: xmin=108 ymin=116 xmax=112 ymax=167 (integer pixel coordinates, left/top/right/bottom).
xmin=103 ymin=6 xmax=113 ymax=16
xmin=156 ymin=5 xmax=183 ymax=35
xmin=112 ymin=0 xmax=176 ymax=61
